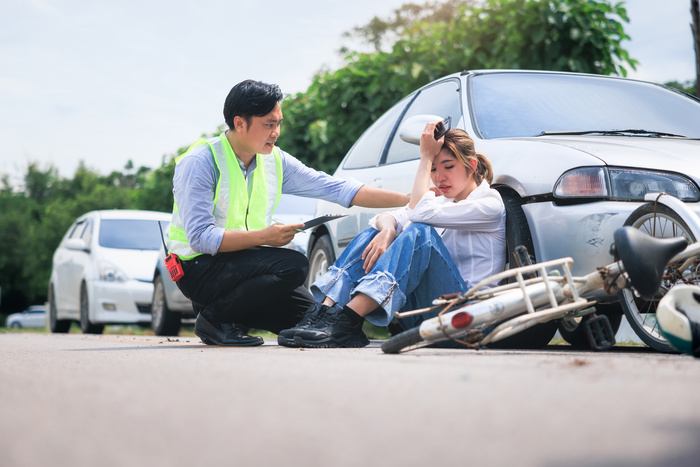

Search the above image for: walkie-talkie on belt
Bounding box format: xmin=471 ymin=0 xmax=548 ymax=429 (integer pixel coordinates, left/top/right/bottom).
xmin=158 ymin=221 xmax=184 ymax=281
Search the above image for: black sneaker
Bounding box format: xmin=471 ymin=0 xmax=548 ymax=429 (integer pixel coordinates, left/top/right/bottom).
xmin=277 ymin=302 xmax=331 ymax=347
xmin=293 ymin=307 xmax=369 ymax=348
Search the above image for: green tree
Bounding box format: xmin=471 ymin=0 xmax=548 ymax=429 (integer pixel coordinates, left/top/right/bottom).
xmin=277 ymin=0 xmax=636 ymax=173
xmin=665 ymin=79 xmax=697 ymax=96
xmin=341 ymin=0 xmax=475 ymax=53
xmin=134 ymin=156 xmax=177 ymax=213
xmin=0 ymin=186 xmax=34 ymax=312
xmin=0 ymin=161 xmax=157 ymax=314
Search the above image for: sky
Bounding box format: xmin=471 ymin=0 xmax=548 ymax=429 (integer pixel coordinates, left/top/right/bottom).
xmin=0 ymin=0 xmax=697 ymax=183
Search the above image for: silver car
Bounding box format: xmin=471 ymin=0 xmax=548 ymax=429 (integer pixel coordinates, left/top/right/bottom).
xmin=150 ymin=194 xmax=317 ymax=335
xmin=306 ymin=70 xmax=700 ymax=349
xmin=48 ymin=210 xmax=172 ymax=334
xmin=5 ymin=305 xmax=47 ymax=329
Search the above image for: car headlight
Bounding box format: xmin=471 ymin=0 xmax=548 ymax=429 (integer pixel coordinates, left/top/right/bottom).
xmin=98 ymin=261 xmax=128 ymax=282
xmin=553 ymin=167 xmax=700 ymax=202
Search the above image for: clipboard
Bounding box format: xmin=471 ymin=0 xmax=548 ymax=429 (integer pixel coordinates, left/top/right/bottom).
xmin=300 ymin=214 xmax=347 ymax=231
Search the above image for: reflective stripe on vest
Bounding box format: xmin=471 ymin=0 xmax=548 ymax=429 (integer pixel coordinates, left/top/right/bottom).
xmin=167 ymin=134 xmax=283 ymax=260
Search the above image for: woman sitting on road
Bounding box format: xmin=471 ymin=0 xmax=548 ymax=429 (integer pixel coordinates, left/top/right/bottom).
xmin=278 ymin=121 xmax=506 ymax=348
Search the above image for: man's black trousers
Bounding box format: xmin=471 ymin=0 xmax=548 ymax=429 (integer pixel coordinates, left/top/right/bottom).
xmin=176 ymin=247 xmax=314 ymax=334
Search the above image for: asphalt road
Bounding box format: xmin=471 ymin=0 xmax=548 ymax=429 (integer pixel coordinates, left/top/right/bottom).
xmin=1 ymin=332 xmax=699 ymax=467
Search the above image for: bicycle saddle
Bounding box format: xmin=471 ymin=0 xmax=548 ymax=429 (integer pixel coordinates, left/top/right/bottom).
xmin=612 ymin=227 xmax=688 ymax=300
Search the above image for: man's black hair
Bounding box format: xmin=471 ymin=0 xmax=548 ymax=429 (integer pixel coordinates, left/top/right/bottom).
xmin=223 ymin=80 xmax=283 ymax=129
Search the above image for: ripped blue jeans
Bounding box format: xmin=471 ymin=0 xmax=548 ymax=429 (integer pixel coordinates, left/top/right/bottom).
xmin=311 ymin=224 xmax=467 ymax=330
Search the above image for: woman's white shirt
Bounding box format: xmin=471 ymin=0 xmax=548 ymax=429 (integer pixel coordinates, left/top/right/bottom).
xmin=369 ymin=180 xmax=506 ymax=289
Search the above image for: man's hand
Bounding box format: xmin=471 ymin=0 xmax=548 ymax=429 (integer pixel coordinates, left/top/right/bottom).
xmin=263 ymin=223 xmax=304 ymax=247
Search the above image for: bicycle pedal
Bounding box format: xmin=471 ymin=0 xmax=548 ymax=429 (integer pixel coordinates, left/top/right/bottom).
xmin=584 ymin=315 xmax=616 ymax=351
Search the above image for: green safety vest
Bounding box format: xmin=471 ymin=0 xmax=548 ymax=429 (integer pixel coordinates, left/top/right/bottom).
xmin=167 ymin=134 xmax=283 ymax=260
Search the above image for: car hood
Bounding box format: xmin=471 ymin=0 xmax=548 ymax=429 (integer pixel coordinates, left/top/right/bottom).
xmin=541 ymin=135 xmax=700 ymax=176
xmin=484 ymin=135 xmax=700 ymax=196
xmin=99 ymin=248 xmax=160 ymax=282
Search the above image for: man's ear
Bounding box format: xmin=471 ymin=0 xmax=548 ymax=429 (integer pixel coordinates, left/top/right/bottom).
xmin=233 ymin=115 xmax=247 ymax=133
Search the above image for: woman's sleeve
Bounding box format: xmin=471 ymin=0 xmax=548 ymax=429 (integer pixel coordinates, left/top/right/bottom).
xmin=369 ymin=206 xmax=411 ymax=235
xmin=408 ymin=190 xmax=504 ymax=232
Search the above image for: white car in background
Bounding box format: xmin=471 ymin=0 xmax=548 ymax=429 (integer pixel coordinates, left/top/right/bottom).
xmin=5 ymin=305 xmax=47 ymax=329
xmin=48 ymin=210 xmax=171 ymax=334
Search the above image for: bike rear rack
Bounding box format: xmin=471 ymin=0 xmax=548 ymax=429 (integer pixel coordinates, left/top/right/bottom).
xmin=474 ymin=258 xmax=594 ymax=345
xmin=399 ymin=257 xmax=591 ymax=313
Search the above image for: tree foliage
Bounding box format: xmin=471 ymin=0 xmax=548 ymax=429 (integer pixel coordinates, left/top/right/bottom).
xmin=665 ymin=79 xmax=697 ymax=96
xmin=278 ymin=0 xmax=637 ymax=173
xmin=0 ymin=160 xmax=175 ymax=314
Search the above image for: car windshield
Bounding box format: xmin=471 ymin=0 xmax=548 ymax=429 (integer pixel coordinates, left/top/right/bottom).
xmin=470 ymin=73 xmax=700 ymax=140
xmin=98 ymin=219 xmax=164 ymax=250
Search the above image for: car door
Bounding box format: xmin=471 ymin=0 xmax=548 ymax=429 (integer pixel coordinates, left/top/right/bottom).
xmin=54 ymin=220 xmax=79 ymax=311
xmin=26 ymin=308 xmax=45 ymax=327
xmin=56 ymin=217 xmax=92 ymax=314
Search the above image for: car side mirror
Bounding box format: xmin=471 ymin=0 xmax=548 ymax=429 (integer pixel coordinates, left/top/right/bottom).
xmin=398 ymin=114 xmax=445 ymax=145
xmin=64 ymin=238 xmax=89 ymax=252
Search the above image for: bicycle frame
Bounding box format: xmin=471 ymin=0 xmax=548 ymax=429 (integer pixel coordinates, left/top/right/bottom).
xmin=394 ymin=256 xmax=630 ymax=348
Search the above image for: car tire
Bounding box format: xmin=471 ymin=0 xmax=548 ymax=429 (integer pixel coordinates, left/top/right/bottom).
xmin=80 ymin=284 xmax=104 ymax=335
xmin=488 ymin=193 xmax=558 ymax=349
xmin=11 ymin=322 xmax=21 ymax=329
xmin=307 ymin=234 xmax=335 ymax=288
xmin=151 ymin=274 xmax=181 ymax=336
xmin=48 ymin=284 xmax=71 ymax=333
xmin=558 ymin=303 xmax=623 ymax=349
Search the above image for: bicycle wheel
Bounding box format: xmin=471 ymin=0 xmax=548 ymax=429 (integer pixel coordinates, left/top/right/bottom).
xmin=381 ymin=327 xmax=423 ymax=354
xmin=620 ymin=202 xmax=698 ymax=352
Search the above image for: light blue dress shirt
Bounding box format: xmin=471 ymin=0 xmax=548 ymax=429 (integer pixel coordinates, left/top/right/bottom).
xmin=172 ymin=143 xmax=363 ymax=255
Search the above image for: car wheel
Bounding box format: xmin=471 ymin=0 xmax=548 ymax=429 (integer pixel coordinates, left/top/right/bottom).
xmin=618 ymin=203 xmax=694 ymax=353
xmin=80 ymin=284 xmax=104 ymax=335
xmin=488 ymin=193 xmax=558 ymax=349
xmin=558 ymin=303 xmax=623 ymax=349
xmin=151 ymin=274 xmax=181 ymax=336
xmin=307 ymin=234 xmax=335 ymax=288
xmin=11 ymin=322 xmax=21 ymax=329
xmin=48 ymin=284 xmax=71 ymax=333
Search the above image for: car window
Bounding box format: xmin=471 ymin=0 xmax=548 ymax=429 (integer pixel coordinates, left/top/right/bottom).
xmin=98 ymin=219 xmax=163 ymax=250
xmin=342 ymin=96 xmax=411 ymax=169
xmin=384 ymin=79 xmax=462 ymax=165
xmin=81 ymin=218 xmax=93 ymax=246
xmin=470 ymin=72 xmax=700 ymax=139
xmin=68 ymin=219 xmax=88 ymax=239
